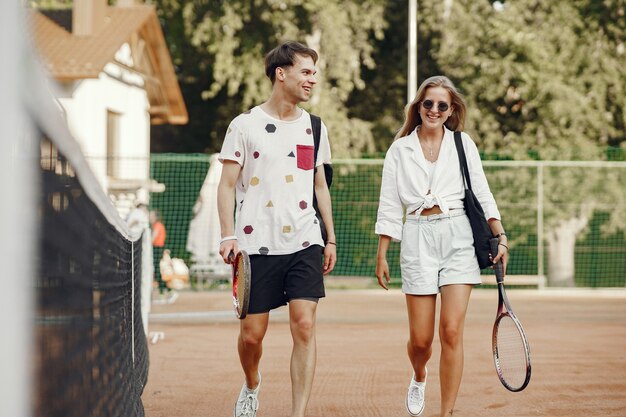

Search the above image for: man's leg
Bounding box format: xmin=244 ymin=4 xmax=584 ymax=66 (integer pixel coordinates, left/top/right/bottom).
xmin=288 ymin=299 xmax=318 ymax=417
xmin=234 ymin=313 xmax=270 ymax=417
xmin=239 ymin=312 xmax=270 ymax=389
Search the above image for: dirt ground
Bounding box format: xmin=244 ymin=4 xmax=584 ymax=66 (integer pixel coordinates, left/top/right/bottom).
xmin=142 ymin=284 xmax=626 ymax=417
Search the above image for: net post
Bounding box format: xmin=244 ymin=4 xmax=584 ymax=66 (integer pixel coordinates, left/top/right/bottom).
xmin=132 ymin=240 xmax=135 ymax=365
xmin=537 ymin=164 xmax=545 ymax=287
xmin=1 ymin=3 xmax=35 ymax=417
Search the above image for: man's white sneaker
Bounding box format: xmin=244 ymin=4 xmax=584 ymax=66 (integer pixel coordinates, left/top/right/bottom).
xmin=234 ymin=373 xmax=261 ymax=417
xmin=406 ymin=368 xmax=427 ymax=417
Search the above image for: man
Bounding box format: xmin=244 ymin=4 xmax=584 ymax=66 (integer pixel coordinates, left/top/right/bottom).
xmin=217 ymin=41 xmax=336 ymax=417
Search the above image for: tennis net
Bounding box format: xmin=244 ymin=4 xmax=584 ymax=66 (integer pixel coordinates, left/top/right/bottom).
xmin=30 ymin=66 xmax=148 ymax=417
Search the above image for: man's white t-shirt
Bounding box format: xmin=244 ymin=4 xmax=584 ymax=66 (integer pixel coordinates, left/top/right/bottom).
xmin=219 ymin=106 xmax=331 ymax=255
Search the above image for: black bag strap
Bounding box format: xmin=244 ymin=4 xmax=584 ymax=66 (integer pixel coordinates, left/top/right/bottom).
xmin=311 ymin=114 xmax=322 ymax=165
xmin=311 ymin=114 xmax=321 ymax=202
xmin=453 ymin=131 xmax=473 ymax=191
xmin=310 ymin=113 xmax=333 ymax=188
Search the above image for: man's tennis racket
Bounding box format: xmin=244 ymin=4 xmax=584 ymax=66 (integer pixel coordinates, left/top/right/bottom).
xmin=490 ymin=238 xmax=531 ymax=392
xmin=229 ymin=250 xmax=251 ymax=319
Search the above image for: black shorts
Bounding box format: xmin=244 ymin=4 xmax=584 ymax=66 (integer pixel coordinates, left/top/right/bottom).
xmin=247 ymin=245 xmax=325 ymax=314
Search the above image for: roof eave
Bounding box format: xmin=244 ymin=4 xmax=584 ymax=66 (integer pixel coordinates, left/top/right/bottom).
xmin=142 ymin=8 xmax=188 ymax=126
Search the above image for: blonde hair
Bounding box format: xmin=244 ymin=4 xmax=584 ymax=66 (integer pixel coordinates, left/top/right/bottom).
xmin=395 ymin=75 xmax=467 ymax=139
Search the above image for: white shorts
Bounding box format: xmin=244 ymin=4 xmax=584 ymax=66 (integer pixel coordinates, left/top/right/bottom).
xmin=400 ymin=209 xmax=481 ymax=295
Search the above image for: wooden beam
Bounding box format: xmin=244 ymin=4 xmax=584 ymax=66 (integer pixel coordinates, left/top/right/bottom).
xmin=73 ymin=0 xmax=107 ymax=36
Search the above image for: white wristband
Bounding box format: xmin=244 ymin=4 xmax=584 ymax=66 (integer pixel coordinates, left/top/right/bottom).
xmin=220 ymin=235 xmax=238 ymax=245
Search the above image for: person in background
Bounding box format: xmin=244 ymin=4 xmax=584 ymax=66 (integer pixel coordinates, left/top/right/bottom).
xmin=375 ymin=75 xmax=508 ymax=417
xmin=149 ymin=209 xmax=167 ymax=294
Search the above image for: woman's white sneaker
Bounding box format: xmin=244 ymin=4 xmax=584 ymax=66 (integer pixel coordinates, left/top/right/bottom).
xmin=406 ymin=368 xmax=427 ymax=416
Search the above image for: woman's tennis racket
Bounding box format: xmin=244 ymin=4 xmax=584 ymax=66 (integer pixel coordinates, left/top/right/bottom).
xmin=229 ymin=250 xmax=251 ymax=319
xmin=490 ymin=238 xmax=532 ymax=392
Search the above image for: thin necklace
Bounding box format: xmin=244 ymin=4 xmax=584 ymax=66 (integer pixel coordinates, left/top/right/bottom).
xmin=419 ymin=136 xmax=441 ymax=159
xmin=416 ymin=126 xmax=441 ymax=159
xmin=423 ymin=142 xmax=434 ymax=158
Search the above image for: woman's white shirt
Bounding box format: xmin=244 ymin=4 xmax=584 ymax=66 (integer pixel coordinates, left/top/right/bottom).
xmin=375 ymin=126 xmax=500 ymax=241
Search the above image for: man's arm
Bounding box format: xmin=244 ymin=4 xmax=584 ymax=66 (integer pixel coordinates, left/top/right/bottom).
xmin=217 ymin=160 xmax=242 ymax=263
xmin=314 ymin=166 xmax=336 ymax=274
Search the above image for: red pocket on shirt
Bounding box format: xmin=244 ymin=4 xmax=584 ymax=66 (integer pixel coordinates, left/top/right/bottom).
xmin=297 ymin=145 xmax=315 ymax=170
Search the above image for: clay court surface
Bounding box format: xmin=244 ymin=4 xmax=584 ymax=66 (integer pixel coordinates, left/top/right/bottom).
xmin=142 ymin=285 xmax=626 ymax=417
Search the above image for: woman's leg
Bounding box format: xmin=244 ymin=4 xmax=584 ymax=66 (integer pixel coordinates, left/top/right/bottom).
xmin=405 ymin=294 xmax=437 ymax=381
xmin=438 ymin=284 xmax=473 ymax=417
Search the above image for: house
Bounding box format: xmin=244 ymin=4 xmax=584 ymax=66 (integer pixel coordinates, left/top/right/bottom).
xmin=28 ymin=0 xmax=187 ymax=214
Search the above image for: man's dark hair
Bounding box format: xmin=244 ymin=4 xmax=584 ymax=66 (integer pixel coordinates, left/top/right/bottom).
xmin=264 ymin=41 xmax=318 ymax=84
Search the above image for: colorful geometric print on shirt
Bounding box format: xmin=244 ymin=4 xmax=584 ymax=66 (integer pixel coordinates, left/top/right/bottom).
xmin=219 ymin=106 xmax=332 ymax=256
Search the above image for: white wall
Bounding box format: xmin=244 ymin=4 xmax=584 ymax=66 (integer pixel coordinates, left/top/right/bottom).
xmin=59 ymin=45 xmax=151 ymax=191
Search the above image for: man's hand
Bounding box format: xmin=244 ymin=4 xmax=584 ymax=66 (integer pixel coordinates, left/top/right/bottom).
xmin=220 ymin=239 xmax=238 ymax=264
xmin=323 ymin=243 xmax=336 ymax=275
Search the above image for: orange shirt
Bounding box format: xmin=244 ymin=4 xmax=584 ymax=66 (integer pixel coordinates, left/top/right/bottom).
xmin=152 ymin=221 xmax=166 ymax=247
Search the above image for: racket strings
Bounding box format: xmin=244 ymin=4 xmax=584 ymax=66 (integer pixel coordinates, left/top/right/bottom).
xmin=495 ymin=316 xmax=528 ymax=389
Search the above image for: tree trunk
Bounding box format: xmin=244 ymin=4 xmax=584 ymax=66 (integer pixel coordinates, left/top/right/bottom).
xmin=546 ymin=216 xmax=589 ymax=287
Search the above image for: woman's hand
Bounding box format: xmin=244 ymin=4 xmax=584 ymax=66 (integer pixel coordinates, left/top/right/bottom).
xmin=487 ymin=221 xmax=509 ymax=276
xmin=492 ymin=241 xmax=509 ymax=276
xmin=375 ymin=256 xmax=391 ymax=290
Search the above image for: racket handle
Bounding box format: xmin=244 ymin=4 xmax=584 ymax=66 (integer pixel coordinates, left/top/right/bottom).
xmin=228 ymin=250 xmax=235 ymax=264
xmin=489 ymin=237 xmax=504 ymax=283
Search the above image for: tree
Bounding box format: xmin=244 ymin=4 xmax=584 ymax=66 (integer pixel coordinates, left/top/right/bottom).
xmin=432 ymin=0 xmax=626 ymax=286
xmin=347 ymin=0 xmax=451 ymax=153
xmin=434 ymin=0 xmax=625 ymax=158
xmin=151 ymin=0 xmax=387 ymax=157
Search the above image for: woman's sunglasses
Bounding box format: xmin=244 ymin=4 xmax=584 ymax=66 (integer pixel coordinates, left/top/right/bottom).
xmin=421 ymin=99 xmax=450 ymax=112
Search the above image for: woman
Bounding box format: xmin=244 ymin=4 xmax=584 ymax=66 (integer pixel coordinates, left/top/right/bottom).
xmin=375 ymin=75 xmax=508 ymax=417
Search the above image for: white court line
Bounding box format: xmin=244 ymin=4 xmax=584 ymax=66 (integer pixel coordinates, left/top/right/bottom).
xmin=150 ymin=311 xmax=234 ymax=320
xmin=150 ymin=310 xmax=286 ymax=320
xmin=325 ymin=287 xmax=626 ymax=299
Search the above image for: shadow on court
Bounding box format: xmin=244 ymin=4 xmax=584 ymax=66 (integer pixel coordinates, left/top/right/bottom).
xmin=142 ymin=287 xmax=626 ymax=417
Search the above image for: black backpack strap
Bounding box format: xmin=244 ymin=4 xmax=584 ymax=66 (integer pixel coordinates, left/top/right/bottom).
xmin=453 ymin=131 xmax=473 ymax=190
xmin=310 ymin=113 xmax=332 ymax=187
xmin=309 ymin=113 xmax=330 ymax=242
xmin=310 ymin=114 xmax=322 ymax=166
